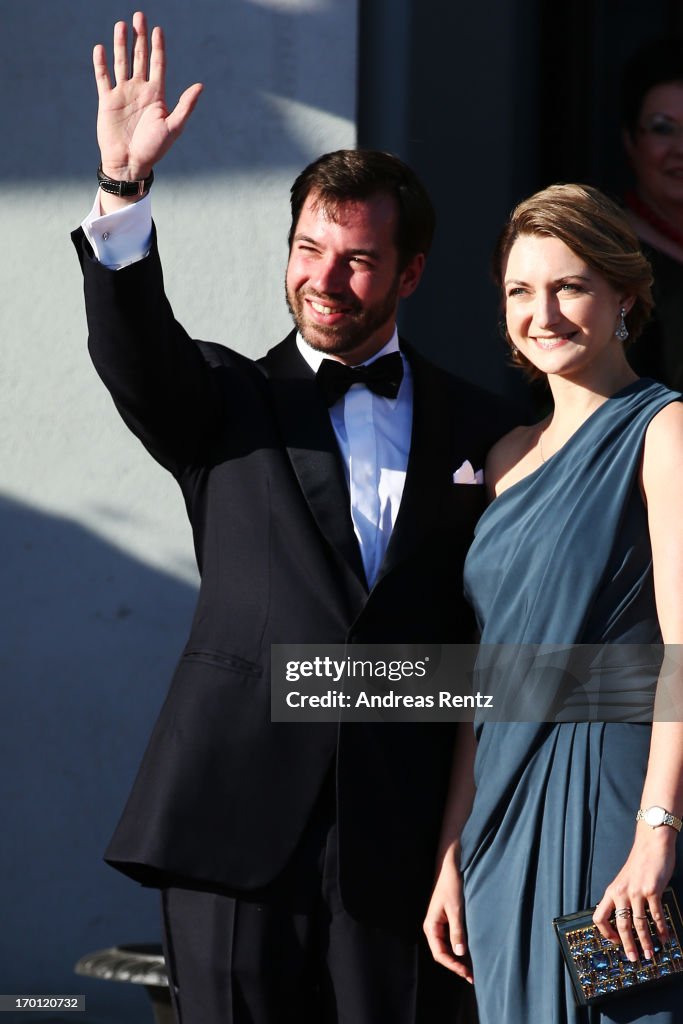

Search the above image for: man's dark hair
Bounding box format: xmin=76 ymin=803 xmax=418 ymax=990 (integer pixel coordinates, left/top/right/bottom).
xmin=288 ymin=149 xmax=436 ymax=269
xmin=621 ymin=38 xmax=683 ymax=136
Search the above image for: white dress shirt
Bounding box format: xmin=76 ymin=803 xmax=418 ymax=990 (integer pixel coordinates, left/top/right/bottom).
xmin=82 ymin=191 xmax=153 ymax=268
xmin=81 ymin=196 xmax=413 ymax=586
xmin=296 ymin=335 xmax=412 ymax=586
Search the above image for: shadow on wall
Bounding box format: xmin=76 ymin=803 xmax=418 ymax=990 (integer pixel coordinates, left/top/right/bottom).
xmin=0 ymin=0 xmax=356 ymax=183
xmin=0 ymin=494 xmax=197 ymax=1023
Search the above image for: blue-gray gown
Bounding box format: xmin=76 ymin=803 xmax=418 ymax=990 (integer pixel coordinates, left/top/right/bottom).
xmin=460 ymin=379 xmax=683 ymax=1023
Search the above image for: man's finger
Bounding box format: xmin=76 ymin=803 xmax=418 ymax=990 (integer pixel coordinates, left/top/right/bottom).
xmin=166 ymin=83 xmax=204 ymax=138
xmin=92 ymin=44 xmax=112 ymax=97
xmin=149 ymin=25 xmax=166 ymax=87
xmin=131 ymin=11 xmax=149 ymax=80
xmin=113 ymin=20 xmax=130 ymax=85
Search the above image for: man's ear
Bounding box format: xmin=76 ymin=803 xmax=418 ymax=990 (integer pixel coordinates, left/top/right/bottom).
xmin=398 ymin=253 xmax=426 ymax=299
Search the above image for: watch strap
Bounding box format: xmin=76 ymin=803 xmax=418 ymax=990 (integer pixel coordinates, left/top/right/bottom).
xmin=97 ymin=164 xmax=154 ymax=197
xmin=636 ymin=806 xmax=683 ymax=832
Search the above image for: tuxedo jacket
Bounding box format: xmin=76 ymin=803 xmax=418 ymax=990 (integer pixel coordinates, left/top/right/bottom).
xmin=73 ymin=228 xmax=514 ymax=933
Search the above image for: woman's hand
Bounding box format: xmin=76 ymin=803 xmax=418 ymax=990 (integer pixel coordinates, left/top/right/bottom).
xmin=423 ymin=845 xmax=474 ymax=984
xmin=94 ymin=11 xmax=203 ymax=186
xmin=592 ymin=823 xmax=676 ymax=961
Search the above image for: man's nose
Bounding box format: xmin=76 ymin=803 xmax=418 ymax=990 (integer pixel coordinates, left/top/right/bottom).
xmin=311 ymin=257 xmax=347 ymax=294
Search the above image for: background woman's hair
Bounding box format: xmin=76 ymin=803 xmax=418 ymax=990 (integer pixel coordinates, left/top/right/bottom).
xmin=621 ymin=38 xmax=683 ymax=138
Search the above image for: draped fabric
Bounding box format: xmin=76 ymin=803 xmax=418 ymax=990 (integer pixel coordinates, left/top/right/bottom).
xmin=460 ymin=380 xmax=683 ymax=1023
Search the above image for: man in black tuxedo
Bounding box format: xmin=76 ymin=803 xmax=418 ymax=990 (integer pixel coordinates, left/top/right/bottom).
xmin=73 ymin=12 xmax=513 ymax=1024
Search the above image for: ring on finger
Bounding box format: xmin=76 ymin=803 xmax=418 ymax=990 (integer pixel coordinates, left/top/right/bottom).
xmin=615 ymin=907 xmax=633 ymax=920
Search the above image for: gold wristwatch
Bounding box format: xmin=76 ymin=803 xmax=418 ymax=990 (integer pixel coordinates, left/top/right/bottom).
xmin=636 ymin=805 xmax=683 ymax=832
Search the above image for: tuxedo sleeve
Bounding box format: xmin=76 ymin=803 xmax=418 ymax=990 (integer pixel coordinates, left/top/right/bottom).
xmin=72 ymin=226 xmax=234 ymax=476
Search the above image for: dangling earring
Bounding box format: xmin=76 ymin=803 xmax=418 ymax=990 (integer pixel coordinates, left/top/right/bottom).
xmin=615 ymin=307 xmax=629 ymax=342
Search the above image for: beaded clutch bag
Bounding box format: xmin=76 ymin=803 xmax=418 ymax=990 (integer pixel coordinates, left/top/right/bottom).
xmin=553 ymin=888 xmax=683 ymax=1006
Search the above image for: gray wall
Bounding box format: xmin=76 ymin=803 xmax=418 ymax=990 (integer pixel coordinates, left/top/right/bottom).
xmin=358 ymin=0 xmax=538 ymax=406
xmin=1 ymin=2 xmax=356 ymax=1020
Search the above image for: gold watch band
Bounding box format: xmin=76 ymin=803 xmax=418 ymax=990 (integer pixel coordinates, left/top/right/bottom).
xmin=636 ymin=806 xmax=683 ymax=832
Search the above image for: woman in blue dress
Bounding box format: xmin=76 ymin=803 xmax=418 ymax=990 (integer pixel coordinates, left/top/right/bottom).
xmin=424 ymin=183 xmax=683 ymax=1022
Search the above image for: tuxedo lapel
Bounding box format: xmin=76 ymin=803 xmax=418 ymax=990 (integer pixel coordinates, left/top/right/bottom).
xmin=374 ymin=344 xmax=452 ymax=586
xmin=259 ymin=334 xmax=368 ymax=591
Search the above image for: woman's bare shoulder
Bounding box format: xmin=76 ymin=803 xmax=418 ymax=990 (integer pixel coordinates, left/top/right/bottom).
xmin=485 ymin=423 xmax=541 ymax=497
xmin=643 ymin=399 xmax=683 ymax=484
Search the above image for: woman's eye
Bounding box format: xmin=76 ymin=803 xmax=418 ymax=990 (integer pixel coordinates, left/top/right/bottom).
xmin=645 ymin=116 xmax=679 ymax=138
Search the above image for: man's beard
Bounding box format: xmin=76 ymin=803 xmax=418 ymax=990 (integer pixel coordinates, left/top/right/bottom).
xmin=285 ymin=278 xmax=401 ymax=359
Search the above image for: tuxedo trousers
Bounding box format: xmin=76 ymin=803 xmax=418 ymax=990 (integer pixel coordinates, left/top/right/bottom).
xmin=159 ymin=774 xmax=473 ymax=1024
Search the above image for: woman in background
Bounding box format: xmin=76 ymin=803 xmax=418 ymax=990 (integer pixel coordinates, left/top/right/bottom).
xmin=622 ymin=39 xmax=683 ymax=388
xmin=425 ymin=183 xmax=683 ymax=1023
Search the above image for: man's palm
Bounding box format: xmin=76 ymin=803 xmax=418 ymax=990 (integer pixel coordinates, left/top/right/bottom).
xmin=94 ymin=12 xmax=202 ymax=181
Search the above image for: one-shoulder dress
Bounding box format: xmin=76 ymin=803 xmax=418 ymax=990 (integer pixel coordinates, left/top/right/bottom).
xmin=460 ymin=379 xmax=683 ymax=1023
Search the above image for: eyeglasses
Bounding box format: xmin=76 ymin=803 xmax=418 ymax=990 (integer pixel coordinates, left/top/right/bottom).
xmin=638 ymin=114 xmax=683 ymax=143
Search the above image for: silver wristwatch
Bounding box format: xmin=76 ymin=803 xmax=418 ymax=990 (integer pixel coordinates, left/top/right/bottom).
xmin=636 ymin=805 xmax=683 ymax=832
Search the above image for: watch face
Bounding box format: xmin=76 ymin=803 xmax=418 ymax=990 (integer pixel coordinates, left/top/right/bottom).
xmin=644 ymin=806 xmax=666 ymax=827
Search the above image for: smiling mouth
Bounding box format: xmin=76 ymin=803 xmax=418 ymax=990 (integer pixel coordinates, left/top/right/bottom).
xmin=309 ymin=299 xmax=346 ymax=316
xmin=532 ymin=334 xmax=577 ymax=349
xmin=303 ymin=293 xmax=359 ymax=322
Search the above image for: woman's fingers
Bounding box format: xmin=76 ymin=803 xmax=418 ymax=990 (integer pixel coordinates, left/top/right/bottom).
xmin=594 ymin=890 xmax=671 ymax=964
xmin=424 ymin=882 xmax=474 ymax=984
xmin=647 ymin=891 xmax=671 ymax=944
xmin=424 ymin=919 xmax=473 ymax=982
xmin=614 ymin=904 xmax=640 ymax=962
xmin=630 ymin=899 xmax=656 ymax=960
xmin=593 ymin=894 xmax=620 ymax=944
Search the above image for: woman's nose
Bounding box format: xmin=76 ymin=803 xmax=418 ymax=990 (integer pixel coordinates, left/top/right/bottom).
xmin=533 ymin=292 xmax=561 ymax=329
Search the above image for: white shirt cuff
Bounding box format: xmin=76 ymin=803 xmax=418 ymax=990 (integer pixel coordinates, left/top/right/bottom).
xmin=81 ymin=191 xmax=153 ymax=270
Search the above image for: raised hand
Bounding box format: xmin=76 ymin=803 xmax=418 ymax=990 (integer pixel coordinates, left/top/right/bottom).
xmin=93 ymin=11 xmax=202 ymax=186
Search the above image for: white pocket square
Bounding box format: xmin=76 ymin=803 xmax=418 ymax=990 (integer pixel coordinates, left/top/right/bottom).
xmin=452 ymin=460 xmax=484 ymax=485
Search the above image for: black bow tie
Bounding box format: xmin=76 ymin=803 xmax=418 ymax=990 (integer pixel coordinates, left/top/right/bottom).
xmin=316 ymin=352 xmax=404 ymax=407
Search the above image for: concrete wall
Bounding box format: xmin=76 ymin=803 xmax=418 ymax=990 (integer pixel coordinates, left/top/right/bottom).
xmin=1 ymin=2 xmax=356 ymax=1020
xmin=358 ymin=0 xmax=537 ymax=407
